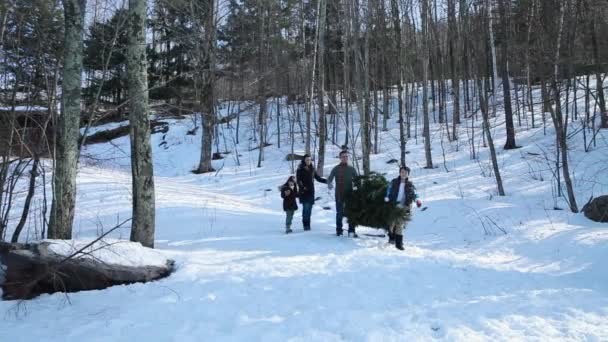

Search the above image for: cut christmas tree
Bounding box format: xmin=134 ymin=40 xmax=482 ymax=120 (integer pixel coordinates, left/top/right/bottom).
xmin=344 ymin=172 xmax=411 ymax=230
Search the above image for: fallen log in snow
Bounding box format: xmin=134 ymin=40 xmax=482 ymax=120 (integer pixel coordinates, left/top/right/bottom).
xmin=0 ymin=240 xmax=174 ymax=300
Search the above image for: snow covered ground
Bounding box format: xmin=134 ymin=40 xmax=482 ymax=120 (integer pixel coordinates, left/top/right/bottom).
xmin=1 ymin=82 xmax=608 ymax=341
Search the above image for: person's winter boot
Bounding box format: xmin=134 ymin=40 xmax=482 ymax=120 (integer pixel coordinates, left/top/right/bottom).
xmin=286 ymin=226 xmax=293 ymax=234
xmin=336 ymin=228 xmax=343 ymax=236
xmin=348 ymin=227 xmax=358 ymax=238
xmin=388 ymin=232 xmax=395 ymax=244
xmin=303 ymin=220 xmax=311 ymax=231
xmin=395 ymin=234 xmax=404 ymax=250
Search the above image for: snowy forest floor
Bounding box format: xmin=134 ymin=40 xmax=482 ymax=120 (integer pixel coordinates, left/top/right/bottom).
xmin=2 ymin=84 xmax=608 ymax=341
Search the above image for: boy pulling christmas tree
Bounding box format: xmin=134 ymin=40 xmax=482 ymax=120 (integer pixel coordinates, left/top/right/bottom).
xmin=384 ymin=166 xmax=422 ymax=250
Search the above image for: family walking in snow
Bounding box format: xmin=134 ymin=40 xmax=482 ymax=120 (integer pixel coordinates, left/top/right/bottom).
xmin=280 ymin=151 xmax=422 ymax=250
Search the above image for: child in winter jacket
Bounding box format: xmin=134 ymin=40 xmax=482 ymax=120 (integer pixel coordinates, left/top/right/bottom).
xmin=384 ymin=166 xmax=422 ymax=250
xmin=280 ymin=176 xmax=299 ymax=234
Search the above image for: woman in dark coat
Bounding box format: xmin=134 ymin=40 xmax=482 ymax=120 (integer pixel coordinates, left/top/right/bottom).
xmin=296 ymin=154 xmax=327 ymax=230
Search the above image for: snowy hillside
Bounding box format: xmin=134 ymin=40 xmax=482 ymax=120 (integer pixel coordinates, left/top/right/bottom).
xmin=1 ymin=81 xmax=608 ymax=341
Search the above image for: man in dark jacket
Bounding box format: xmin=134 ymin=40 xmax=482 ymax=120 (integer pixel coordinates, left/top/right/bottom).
xmin=327 ymin=150 xmax=359 ymax=237
xmin=296 ymin=154 xmax=327 ymax=230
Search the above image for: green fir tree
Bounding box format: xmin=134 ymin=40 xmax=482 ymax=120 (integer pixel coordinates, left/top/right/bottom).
xmin=344 ymin=172 xmax=411 ymax=230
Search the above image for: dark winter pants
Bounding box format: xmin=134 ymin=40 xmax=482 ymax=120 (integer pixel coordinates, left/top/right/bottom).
xmin=301 ymin=201 xmax=313 ymax=228
xmin=285 ymin=210 xmax=295 ymax=228
xmin=389 ymin=206 xmax=410 ymax=235
xmin=336 ymin=200 xmax=356 ymax=233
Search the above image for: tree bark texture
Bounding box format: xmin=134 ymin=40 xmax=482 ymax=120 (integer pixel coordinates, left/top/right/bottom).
xmin=127 ymin=0 xmax=156 ymax=248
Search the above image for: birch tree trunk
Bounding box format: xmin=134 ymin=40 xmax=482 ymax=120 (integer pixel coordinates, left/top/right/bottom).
xmin=48 ymin=0 xmax=87 ymax=240
xmin=127 ymin=0 xmax=156 ymax=247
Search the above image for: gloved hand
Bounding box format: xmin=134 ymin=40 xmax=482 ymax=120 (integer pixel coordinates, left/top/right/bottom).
xmin=416 ymin=199 xmax=422 ymax=208
xmin=384 ymin=197 xmax=389 ymax=202
xmin=328 ymin=183 xmax=333 ymax=190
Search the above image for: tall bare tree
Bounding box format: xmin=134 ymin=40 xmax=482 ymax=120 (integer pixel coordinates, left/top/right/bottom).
xmin=316 ymin=0 xmax=328 ymax=176
xmin=391 ymin=0 xmax=407 ymax=165
xmin=421 ymin=0 xmax=433 ymax=169
xmin=127 ymin=0 xmax=155 ymax=247
xmin=256 ymin=0 xmax=268 ymax=168
xmin=497 ymin=0 xmax=517 ymax=149
xmin=478 ymin=79 xmax=506 ymax=196
xmin=549 ymin=0 xmax=578 ymax=213
xmin=447 ymin=0 xmax=460 ymax=141
xmin=48 ymin=0 xmax=87 ymax=240
xmin=196 ymin=0 xmax=217 ymax=174
xmin=584 ymin=2 xmax=607 ymax=128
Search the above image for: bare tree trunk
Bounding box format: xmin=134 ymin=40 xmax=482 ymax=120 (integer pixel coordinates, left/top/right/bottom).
xmin=460 ymin=0 xmax=471 ymax=114
xmin=487 ymin=0 xmax=499 ymax=118
xmin=344 ymin=51 xmax=350 ymax=148
xmin=498 ymin=0 xmax=517 ymax=149
xmin=316 ymin=0 xmax=327 ymax=176
xmin=373 ymin=81 xmax=379 ymax=154
xmin=478 ymin=78 xmax=505 ymax=196
xmin=257 ymin=3 xmax=268 ymax=168
xmin=257 ymin=95 xmax=267 ymax=168
xmin=48 ymin=0 xmax=87 ymax=240
xmin=197 ymin=0 xmax=217 ymax=174
xmin=352 ymin=0 xmax=370 ymax=175
xmin=127 ymin=0 xmax=156 ymax=247
xmin=236 ymin=83 xmax=241 ymax=144
xmin=448 ymin=0 xmax=460 ymax=141
xmin=421 ymin=0 xmax=433 ymax=169
xmin=526 ymin=30 xmax=535 ymax=129
xmin=549 ymin=1 xmax=578 ymax=213
xmin=362 ymin=13 xmax=371 ymax=174
xmin=376 ymin=0 xmax=389 ymax=135
xmin=303 ymin=0 xmax=312 ymax=155
xmin=587 ymin=9 xmax=607 ymax=128
xmin=391 ymin=0 xmax=406 ymax=166
xmin=0 ymin=2 xmax=10 ymax=45
xmin=276 ymin=98 xmax=281 ymax=148
xmin=541 ymin=77 xmax=549 ymax=134
xmin=11 ymin=157 xmax=40 ymax=243
xmin=382 ymin=76 xmax=389 ymax=132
